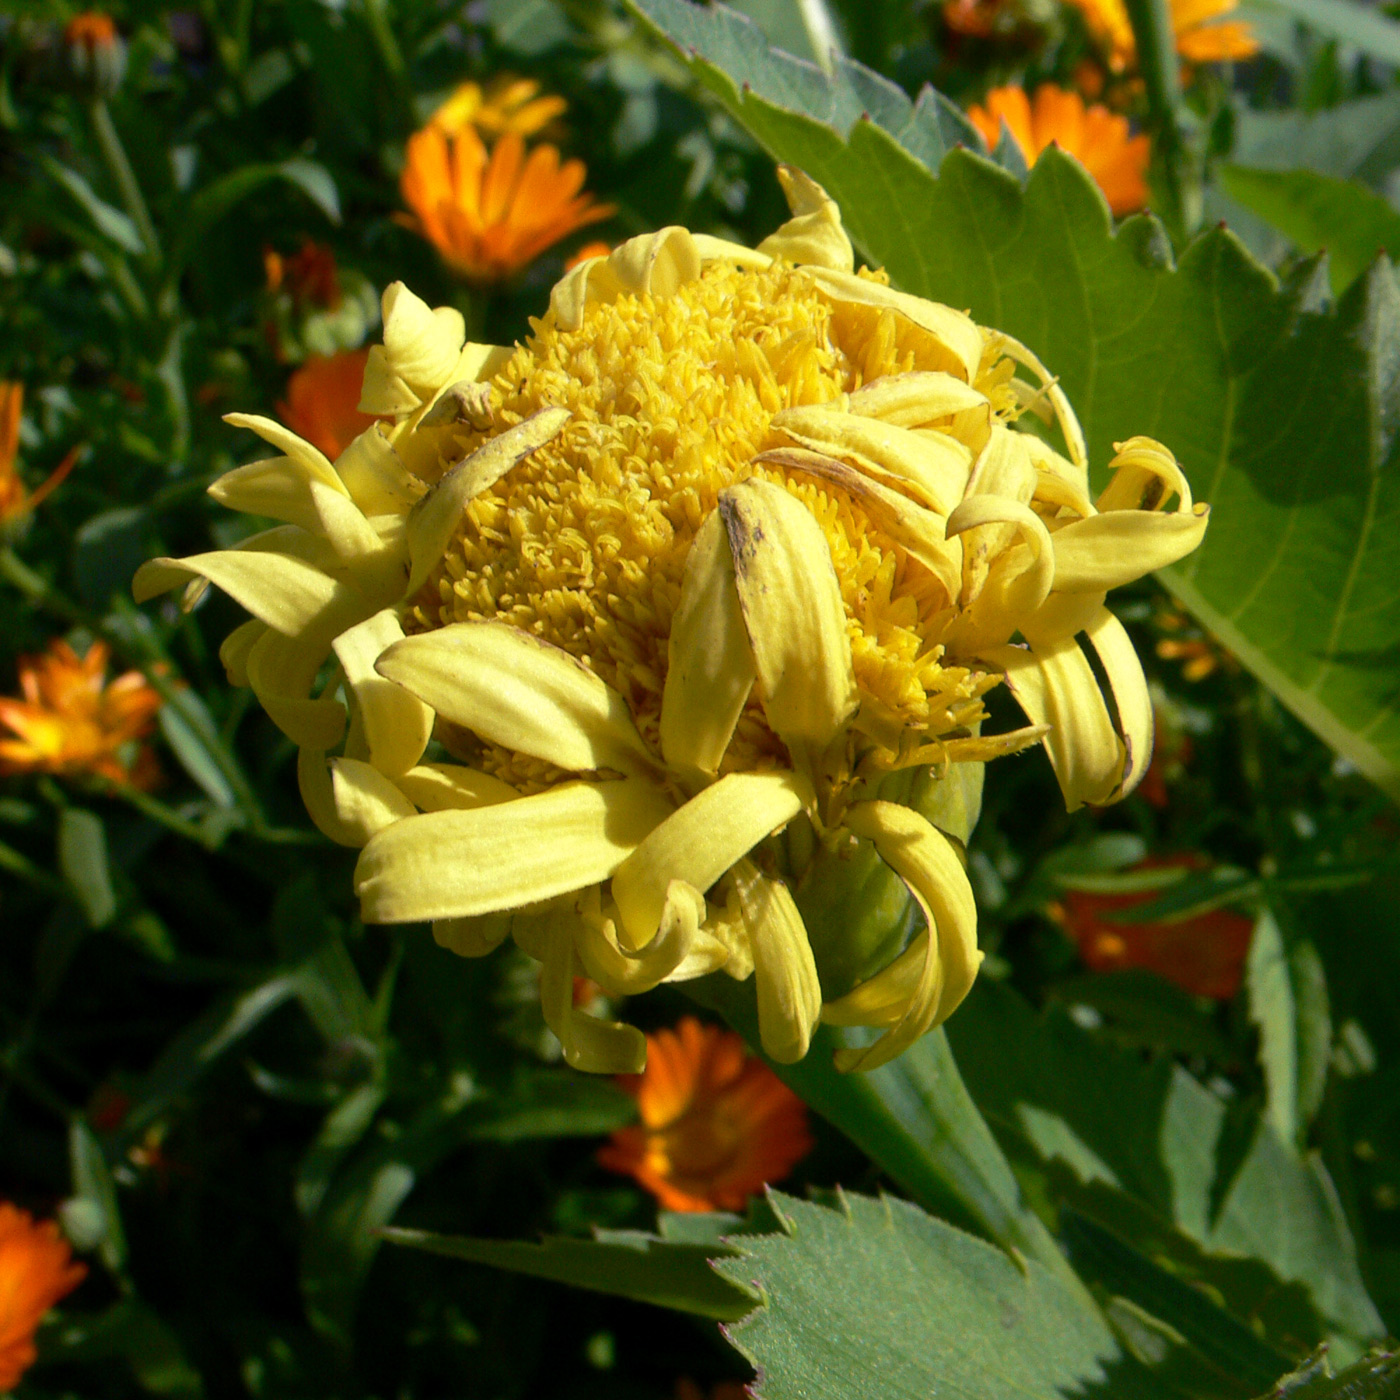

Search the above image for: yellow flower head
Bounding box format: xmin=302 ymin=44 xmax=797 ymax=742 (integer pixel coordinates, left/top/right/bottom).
xmin=398 ymin=124 xmax=613 ymax=284
xmin=430 ymin=76 xmax=568 ymax=142
xmin=135 ymin=172 xmax=1208 ymax=1074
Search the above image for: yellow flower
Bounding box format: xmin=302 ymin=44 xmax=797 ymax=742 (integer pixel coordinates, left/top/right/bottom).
xmin=398 ymin=125 xmax=613 ymax=284
xmin=430 ymin=76 xmax=568 ymax=142
xmin=0 ymin=384 xmax=78 ymax=529
xmin=1066 ymin=0 xmax=1257 ymax=70
xmin=0 ymin=1202 xmax=87 ymax=1392
xmin=135 ymin=171 xmax=1208 ymax=1075
xmin=0 ymin=639 xmax=163 ymax=788
xmin=967 ymin=84 xmax=1150 ymax=216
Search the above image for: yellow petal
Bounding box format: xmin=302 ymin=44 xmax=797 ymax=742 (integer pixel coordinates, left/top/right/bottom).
xmin=298 ymin=746 xmax=361 ymax=848
xmin=824 ymin=800 xmax=981 ymax=1071
xmin=209 ymin=458 xmax=382 ymax=559
xmin=1097 ymin=435 xmax=1194 ymax=513
xmin=222 ymin=412 xmax=335 ymax=477
xmin=133 ymin=549 xmax=343 ymax=635
xmin=433 ymin=914 xmax=511 ymax=958
xmin=335 ymin=425 xmax=423 ymax=517
xmin=944 ymin=496 xmax=1054 ymax=650
xmin=1018 ymin=590 xmax=1108 ymax=649
xmin=771 ymin=406 xmax=973 ymax=514
xmin=395 ymin=762 xmax=519 ymax=812
xmin=1083 ymin=607 xmax=1154 ymax=802
xmin=331 ymin=610 xmax=434 ymax=777
xmin=1048 ymin=505 xmax=1210 ymax=592
xmin=246 ymin=627 xmax=347 ymax=749
xmin=719 ymin=478 xmax=858 ymax=766
xmin=359 ymin=283 xmax=466 ymax=416
xmin=991 ymin=333 xmax=1087 ymax=471
xmin=732 ymin=858 xmax=822 ymax=1064
xmin=1024 ymin=435 xmax=1093 ymax=517
xmin=847 ymin=370 xmax=989 ymax=428
xmin=538 ymin=913 xmax=647 ymax=1074
xmin=330 ymin=756 xmax=417 ymax=844
xmin=659 ymin=509 xmax=755 ymax=778
xmin=376 ymin=621 xmax=656 ymax=777
xmin=758 ymin=447 xmax=961 ymax=602
xmin=983 ymin=637 xmax=1121 ymax=811
xmin=804 ymin=268 xmax=985 ymax=383
xmin=575 ymin=881 xmax=708 ymax=992
xmin=964 ymin=422 xmax=1037 ymax=504
xmin=354 ymin=778 xmax=669 ymax=923
xmin=755 ymin=166 xmax=854 ymax=272
xmin=550 ymin=228 xmax=702 ymax=332
xmin=609 ymin=770 xmax=804 ymax=950
xmin=219 ymin=618 xmax=265 ymax=686
xmin=404 ymin=406 xmax=571 ymax=596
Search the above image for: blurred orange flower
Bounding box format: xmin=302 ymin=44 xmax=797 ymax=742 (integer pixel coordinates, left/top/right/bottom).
xmin=431 ymin=76 xmax=567 ymax=142
xmin=0 ymin=384 xmax=78 ymax=528
xmin=0 ymin=1202 xmax=87 ymax=1392
xmin=598 ymin=1018 xmax=812 ymax=1213
xmin=0 ymin=639 xmax=162 ymax=788
xmin=1065 ymin=0 xmax=1257 ymax=70
xmin=398 ymin=125 xmax=613 ymax=284
xmin=1053 ymin=857 xmax=1254 ymax=999
xmin=276 ymin=349 xmax=375 ymax=461
xmin=564 ymin=240 xmax=613 ymax=271
xmin=263 ymin=238 xmax=341 ymax=310
xmin=967 ymin=84 xmax=1149 ymax=215
xmin=63 ymin=11 xmax=118 ymax=50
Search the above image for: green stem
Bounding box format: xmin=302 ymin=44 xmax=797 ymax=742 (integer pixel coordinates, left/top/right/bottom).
xmin=1123 ymin=0 xmax=1196 ymax=245
xmin=89 ymin=776 xmax=221 ymax=848
xmin=89 ymin=98 xmax=161 ymax=266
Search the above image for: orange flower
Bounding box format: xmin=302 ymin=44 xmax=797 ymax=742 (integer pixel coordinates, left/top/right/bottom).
xmin=968 ymin=84 xmax=1149 ymax=215
xmin=0 ymin=639 xmax=162 ymax=788
xmin=0 ymin=384 xmax=78 ymax=528
xmin=276 ymin=349 xmax=375 ymax=461
xmin=0 ymin=1203 xmax=86 ymax=1392
xmin=431 ymin=76 xmax=568 ymax=142
xmin=1065 ymin=0 xmax=1257 ymax=71
xmin=1053 ymin=857 xmax=1254 ymax=999
xmin=564 ymin=240 xmax=613 ymax=271
xmin=597 ymin=1018 xmax=813 ymax=1213
xmin=675 ymin=1382 xmax=749 ymax=1400
xmin=263 ymin=238 xmax=341 ymax=310
xmin=398 ymin=125 xmax=613 ymax=284
xmin=63 ymin=12 xmax=117 ymax=50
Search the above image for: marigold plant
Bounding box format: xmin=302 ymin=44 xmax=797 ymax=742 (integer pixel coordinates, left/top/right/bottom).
xmin=135 ymin=169 xmax=1207 ymax=1074
xmin=598 ymin=1017 xmax=812 ymax=1211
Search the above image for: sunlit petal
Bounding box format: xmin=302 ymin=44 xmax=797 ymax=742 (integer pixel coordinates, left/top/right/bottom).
xmin=332 ymin=609 xmax=433 ymax=777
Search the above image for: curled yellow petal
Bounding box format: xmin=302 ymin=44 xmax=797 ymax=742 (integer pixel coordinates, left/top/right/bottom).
xmin=719 ymin=478 xmax=858 ymax=767
xmin=550 ymin=228 xmax=702 ymax=331
xmin=732 ymin=858 xmax=822 ymax=1064
xmin=538 ymin=912 xmax=647 ymax=1073
xmin=330 ymin=756 xmax=417 ymax=844
xmin=846 ymin=370 xmax=989 ymax=428
xmin=1097 ymin=435 xmax=1193 ymax=513
xmin=1083 ymin=606 xmax=1154 ymax=802
xmin=332 ymin=609 xmax=433 ymax=778
xmin=209 ymin=457 xmax=382 ymax=559
xmin=609 ymin=770 xmax=805 ymax=950
xmin=433 ymin=914 xmax=510 ymax=958
xmin=359 ymin=283 xmax=466 ymax=415
xmin=219 ymin=618 xmax=265 ymax=687
xmin=354 ymin=778 xmax=670 ymax=924
xmin=575 ymin=881 xmax=707 ymax=992
xmin=991 ymin=333 xmax=1087 ymax=471
xmin=133 ymin=549 xmax=343 ymax=635
xmin=405 ymin=406 xmax=571 ymax=596
xmin=335 ymin=425 xmax=423 ymax=517
xmin=222 ymin=412 xmax=335 ymax=477
xmin=755 ymin=166 xmax=854 ymax=272
xmin=246 ymin=627 xmax=346 ymax=750
xmin=376 ymin=621 xmax=656 ymax=777
xmin=1049 ymin=504 xmax=1210 ymax=592
xmin=660 ymin=509 xmax=755 ymax=779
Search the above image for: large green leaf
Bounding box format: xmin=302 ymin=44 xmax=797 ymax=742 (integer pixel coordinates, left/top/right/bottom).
xmin=634 ymin=0 xmax=1400 ymax=802
xmin=714 ymin=1190 xmax=1186 ymax=1399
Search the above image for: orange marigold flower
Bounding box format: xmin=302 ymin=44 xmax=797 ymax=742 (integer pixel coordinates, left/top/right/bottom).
xmin=0 ymin=639 xmax=162 ymax=788
xmin=564 ymin=239 xmax=613 ymax=271
xmin=276 ymin=349 xmax=375 ymax=461
xmin=0 ymin=384 xmax=78 ymax=529
xmin=431 ymin=76 xmax=568 ymax=142
xmin=1065 ymin=0 xmax=1257 ymax=71
xmin=63 ymin=12 xmax=117 ymax=50
xmin=398 ymin=125 xmax=613 ymax=284
xmin=0 ymin=1202 xmax=87 ymax=1392
xmin=1053 ymin=857 xmax=1254 ymax=999
xmin=263 ymin=238 xmax=341 ymax=310
xmin=968 ymin=84 xmax=1150 ymax=215
xmin=598 ymin=1018 xmax=813 ymax=1213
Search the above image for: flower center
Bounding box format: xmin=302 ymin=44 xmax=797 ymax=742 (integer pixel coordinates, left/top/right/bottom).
xmin=412 ymin=260 xmax=1003 ymax=788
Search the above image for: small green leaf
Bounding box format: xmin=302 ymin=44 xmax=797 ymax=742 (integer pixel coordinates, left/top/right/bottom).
xmin=384 ymin=1223 xmax=760 ymax=1321
xmin=69 ymin=1120 xmax=126 ymax=1273
xmin=157 ymin=703 xmax=236 ymax=810
xmin=58 ymin=808 xmax=117 ymax=929
xmin=1218 ymin=166 xmax=1400 ymax=292
xmin=41 ymin=157 xmax=145 ymax=255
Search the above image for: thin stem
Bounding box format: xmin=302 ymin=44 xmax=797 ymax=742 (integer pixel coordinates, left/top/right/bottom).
xmin=89 ymin=776 xmax=221 ymax=848
xmin=89 ymin=98 xmax=161 ymax=266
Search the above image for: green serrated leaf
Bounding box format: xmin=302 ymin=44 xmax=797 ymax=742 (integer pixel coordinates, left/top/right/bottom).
xmin=1219 ymin=166 xmax=1400 ymax=292
xmin=713 ymin=1189 xmax=1178 ymax=1399
xmin=57 ymin=808 xmax=117 ymax=929
xmin=384 ymin=1223 xmax=759 ymax=1321
xmin=636 ymin=0 xmax=1400 ymax=802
